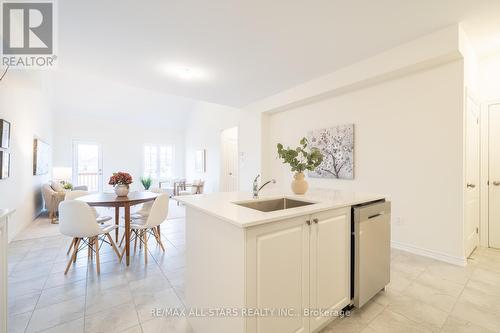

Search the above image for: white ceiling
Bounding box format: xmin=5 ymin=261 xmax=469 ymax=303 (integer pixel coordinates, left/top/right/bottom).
xmin=58 ymin=0 xmax=500 ymax=107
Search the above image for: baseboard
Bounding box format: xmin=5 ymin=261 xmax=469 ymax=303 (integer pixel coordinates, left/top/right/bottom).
xmin=391 ymin=241 xmax=467 ymax=267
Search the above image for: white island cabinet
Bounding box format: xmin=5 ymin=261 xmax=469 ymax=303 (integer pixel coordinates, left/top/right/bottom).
xmin=177 ymin=190 xmax=385 ymax=333
xmin=0 ymin=209 xmax=14 ymax=333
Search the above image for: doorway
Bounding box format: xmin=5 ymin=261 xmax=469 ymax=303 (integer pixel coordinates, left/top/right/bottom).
xmin=488 ymin=103 xmax=500 ymax=248
xmin=465 ymin=96 xmax=480 ymax=256
xmin=72 ymin=141 xmax=103 ymax=192
xmin=220 ymin=127 xmax=239 ymax=192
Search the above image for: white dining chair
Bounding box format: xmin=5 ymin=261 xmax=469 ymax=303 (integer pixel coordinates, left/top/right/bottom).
xmin=59 ymin=200 xmax=121 ymax=274
xmin=130 ymin=187 xmax=165 ymax=220
xmin=64 ymin=190 xmax=113 ymax=223
xmin=64 ymin=190 xmax=113 ymax=255
xmin=119 ymin=193 xmax=169 ymax=264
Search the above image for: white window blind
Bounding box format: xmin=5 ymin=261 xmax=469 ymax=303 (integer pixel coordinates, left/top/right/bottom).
xmin=144 ymin=144 xmax=174 ymax=180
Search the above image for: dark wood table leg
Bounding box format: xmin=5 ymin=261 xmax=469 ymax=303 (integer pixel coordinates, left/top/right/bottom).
xmin=125 ymin=203 xmax=131 ymax=266
xmin=115 ymin=206 xmax=119 ymax=242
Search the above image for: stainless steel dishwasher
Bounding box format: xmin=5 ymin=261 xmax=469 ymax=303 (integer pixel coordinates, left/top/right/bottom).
xmin=352 ymin=200 xmax=391 ymax=308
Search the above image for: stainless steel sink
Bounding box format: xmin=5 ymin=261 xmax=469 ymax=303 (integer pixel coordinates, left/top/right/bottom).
xmin=234 ymin=198 xmax=315 ymax=212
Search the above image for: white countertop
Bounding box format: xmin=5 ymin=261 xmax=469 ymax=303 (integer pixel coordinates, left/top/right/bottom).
xmin=175 ymin=189 xmax=386 ymax=228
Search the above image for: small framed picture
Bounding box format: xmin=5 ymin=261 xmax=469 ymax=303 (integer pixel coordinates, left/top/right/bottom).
xmin=195 ymin=149 xmax=206 ymax=173
xmin=0 ymin=119 xmax=11 ymax=149
xmin=0 ymin=151 xmax=10 ymax=179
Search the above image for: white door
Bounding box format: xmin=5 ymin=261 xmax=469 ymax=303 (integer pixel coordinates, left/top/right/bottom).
xmin=489 ymin=104 xmax=500 ymax=248
xmin=220 ymin=127 xmax=239 ymax=191
xmin=246 ymin=216 xmax=310 ymax=333
xmin=73 ymin=141 xmax=103 ymax=192
xmin=465 ymin=96 xmax=480 ymax=256
xmin=309 ymin=209 xmax=351 ymax=331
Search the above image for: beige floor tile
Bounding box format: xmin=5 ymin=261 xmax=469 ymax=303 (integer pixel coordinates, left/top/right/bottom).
xmin=404 ymin=281 xmax=458 ymax=313
xmin=368 ymin=309 xmax=430 ymax=333
xmin=457 ymin=286 xmax=500 ymax=314
xmin=321 ymin=315 xmax=368 ymax=333
xmin=141 ymin=317 xmax=193 ymax=333
xmin=440 ymin=315 xmax=495 ymax=333
xmin=359 ymin=326 xmax=378 ymax=333
xmin=451 ymin=297 xmax=500 ymax=332
xmin=8 ymin=311 xmax=32 ymax=333
xmin=128 ymin=273 xmax=172 ymax=295
xmin=37 ymin=280 xmax=86 ymax=309
xmin=8 ymin=292 xmax=40 ymax=316
xmin=134 ymin=288 xmax=184 ymax=323
xmin=25 ymin=296 xmax=85 ymax=333
xmin=386 ymin=294 xmax=448 ymax=331
xmin=424 ymin=261 xmax=473 ymax=285
xmin=39 ymin=317 xmax=84 ymax=333
xmin=85 ymin=303 xmax=139 ymax=333
xmin=119 ymin=325 xmax=143 ymax=333
xmin=85 ymin=284 xmax=134 ymax=315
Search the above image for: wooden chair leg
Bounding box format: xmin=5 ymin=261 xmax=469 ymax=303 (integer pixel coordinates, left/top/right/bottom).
xmin=106 ymin=233 xmax=121 ymax=260
xmin=119 ymin=231 xmax=126 ymax=247
xmin=94 ymin=236 xmax=100 ymax=275
xmin=88 ymin=238 xmax=93 ymax=261
xmin=157 ymin=234 xmax=166 ymax=252
xmin=139 ymin=230 xmax=143 ymax=250
xmin=119 ymin=245 xmax=126 ymax=263
xmin=66 ymin=238 xmax=75 ymax=255
xmin=134 ymin=230 xmax=138 ymax=253
xmin=65 ymin=238 xmax=81 ymax=275
xmin=152 ymin=228 xmax=165 ymax=252
xmin=143 ymin=230 xmax=148 ymax=264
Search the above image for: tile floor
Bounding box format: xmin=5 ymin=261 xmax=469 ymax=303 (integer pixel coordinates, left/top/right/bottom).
xmin=8 ymin=214 xmax=500 ymax=333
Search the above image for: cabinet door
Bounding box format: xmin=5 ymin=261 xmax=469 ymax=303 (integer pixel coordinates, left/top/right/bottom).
xmin=309 ymin=208 xmax=350 ymax=331
xmin=0 ymin=221 xmax=7 ymax=333
xmin=246 ymin=216 xmax=310 ymax=333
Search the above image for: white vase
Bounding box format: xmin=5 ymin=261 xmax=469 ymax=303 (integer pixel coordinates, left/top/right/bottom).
xmin=291 ymin=172 xmax=309 ymax=195
xmin=114 ymin=184 xmax=130 ymax=197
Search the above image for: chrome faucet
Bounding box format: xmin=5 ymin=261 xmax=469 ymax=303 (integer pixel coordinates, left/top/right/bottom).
xmin=253 ymin=174 xmax=276 ymax=199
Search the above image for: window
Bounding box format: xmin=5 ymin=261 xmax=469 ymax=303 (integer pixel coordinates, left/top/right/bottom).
xmin=144 ymin=144 xmax=174 ymax=180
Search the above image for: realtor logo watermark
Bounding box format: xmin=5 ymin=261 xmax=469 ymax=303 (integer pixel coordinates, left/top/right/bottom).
xmin=1 ymin=1 xmax=57 ymax=68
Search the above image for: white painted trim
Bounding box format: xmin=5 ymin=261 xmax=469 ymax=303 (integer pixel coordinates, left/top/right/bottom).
xmin=480 ymin=100 xmax=500 ymax=248
xmin=391 ymin=241 xmax=467 ymax=267
xmin=0 ymin=209 xmax=14 ymax=333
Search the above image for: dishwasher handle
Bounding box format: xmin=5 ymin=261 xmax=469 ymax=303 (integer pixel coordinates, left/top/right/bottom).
xmin=354 ymin=201 xmax=391 ymax=223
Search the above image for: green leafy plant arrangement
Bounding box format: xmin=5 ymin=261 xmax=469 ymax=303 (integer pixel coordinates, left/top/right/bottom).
xmin=277 ymin=137 xmax=324 ymax=173
xmin=140 ymin=176 xmax=152 ymax=190
xmin=62 ymin=182 xmax=73 ymax=190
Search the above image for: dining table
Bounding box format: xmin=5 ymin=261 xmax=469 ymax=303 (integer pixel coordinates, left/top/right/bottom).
xmin=76 ymin=191 xmax=158 ymax=266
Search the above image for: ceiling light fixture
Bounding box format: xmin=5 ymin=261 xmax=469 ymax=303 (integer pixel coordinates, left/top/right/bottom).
xmin=161 ymin=64 xmax=208 ymax=81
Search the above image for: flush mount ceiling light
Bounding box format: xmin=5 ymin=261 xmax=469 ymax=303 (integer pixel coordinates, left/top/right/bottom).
xmin=161 ymin=64 xmax=208 ymax=81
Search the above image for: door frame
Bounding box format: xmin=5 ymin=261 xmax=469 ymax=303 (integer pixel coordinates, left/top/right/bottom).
xmin=480 ymin=98 xmax=500 ymax=248
xmin=464 ymin=92 xmax=481 ymax=256
xmin=219 ymin=126 xmax=239 ymax=192
xmin=72 ymin=140 xmax=103 ymax=192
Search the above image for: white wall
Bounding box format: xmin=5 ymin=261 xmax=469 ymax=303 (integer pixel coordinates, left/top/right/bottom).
xmin=51 ymin=71 xmax=191 ymax=191
xmin=184 ymin=102 xmax=243 ymax=192
xmin=265 ymin=61 xmax=465 ymax=260
xmin=0 ymin=71 xmax=53 ymax=240
xmin=53 ymin=115 xmax=185 ymax=192
xmin=479 ymin=50 xmax=500 ymax=102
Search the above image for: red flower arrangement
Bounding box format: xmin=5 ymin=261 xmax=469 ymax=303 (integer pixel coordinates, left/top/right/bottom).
xmin=108 ymin=172 xmax=133 ymax=187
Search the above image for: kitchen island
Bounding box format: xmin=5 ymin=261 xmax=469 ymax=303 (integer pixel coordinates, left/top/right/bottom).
xmin=176 ymin=189 xmax=387 ymax=333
